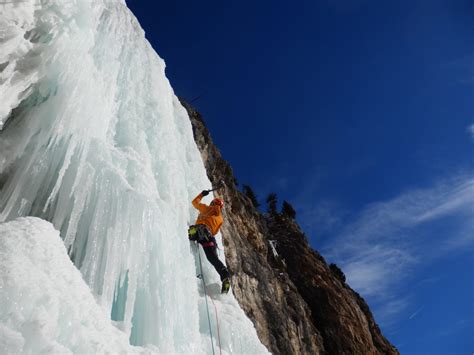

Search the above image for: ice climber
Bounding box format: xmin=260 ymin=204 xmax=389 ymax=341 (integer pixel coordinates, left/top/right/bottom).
xmin=188 ymin=190 xmax=231 ymax=294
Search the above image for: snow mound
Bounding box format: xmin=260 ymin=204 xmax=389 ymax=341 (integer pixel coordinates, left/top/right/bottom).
xmin=0 ymin=217 xmax=147 ymax=354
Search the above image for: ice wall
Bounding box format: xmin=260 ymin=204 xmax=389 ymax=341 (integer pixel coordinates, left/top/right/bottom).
xmin=0 ymin=1 xmax=268 ymax=353
xmin=0 ymin=217 xmax=148 ymax=354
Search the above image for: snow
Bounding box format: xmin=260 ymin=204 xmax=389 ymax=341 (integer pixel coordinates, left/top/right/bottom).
xmin=0 ymin=217 xmax=147 ymax=354
xmin=0 ymin=0 xmax=268 ymax=354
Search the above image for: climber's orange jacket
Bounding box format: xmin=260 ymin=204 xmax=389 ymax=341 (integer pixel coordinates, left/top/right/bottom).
xmin=192 ymin=193 xmax=223 ymax=236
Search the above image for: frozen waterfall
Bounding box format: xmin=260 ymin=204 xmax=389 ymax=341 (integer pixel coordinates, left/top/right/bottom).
xmin=0 ymin=0 xmax=268 ymax=353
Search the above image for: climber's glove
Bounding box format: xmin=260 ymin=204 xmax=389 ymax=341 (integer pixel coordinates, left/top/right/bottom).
xmin=201 ymin=190 xmax=210 ymax=196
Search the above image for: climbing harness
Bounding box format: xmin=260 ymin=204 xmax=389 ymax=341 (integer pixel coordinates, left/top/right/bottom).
xmin=195 ymin=243 xmax=222 ymax=355
xmin=188 ymin=225 xmax=212 ymax=244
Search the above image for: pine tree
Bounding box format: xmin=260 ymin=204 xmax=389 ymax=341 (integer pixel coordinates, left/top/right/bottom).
xmin=243 ymin=184 xmax=260 ymax=208
xmin=281 ymin=200 xmax=296 ymax=219
xmin=266 ymin=193 xmax=278 ymax=214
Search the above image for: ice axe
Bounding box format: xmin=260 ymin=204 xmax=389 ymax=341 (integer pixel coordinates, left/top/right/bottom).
xmin=206 ymin=179 xmax=225 ymax=193
xmin=200 ymin=180 xmax=225 ymax=194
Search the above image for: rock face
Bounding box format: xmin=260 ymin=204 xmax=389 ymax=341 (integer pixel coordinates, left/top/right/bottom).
xmin=267 ymin=216 xmax=398 ymax=355
xmin=181 ymin=99 xmax=398 ymax=355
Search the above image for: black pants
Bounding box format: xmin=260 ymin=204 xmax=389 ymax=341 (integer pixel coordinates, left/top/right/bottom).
xmin=202 ymin=238 xmax=230 ymax=282
xmin=192 ymin=224 xmax=229 ymax=281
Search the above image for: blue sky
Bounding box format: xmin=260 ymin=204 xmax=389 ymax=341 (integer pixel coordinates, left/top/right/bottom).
xmin=127 ymin=0 xmax=473 ymax=353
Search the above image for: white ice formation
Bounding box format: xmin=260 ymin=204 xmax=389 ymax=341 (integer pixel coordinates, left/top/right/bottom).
xmin=0 ymin=217 xmax=148 ymax=354
xmin=0 ymin=1 xmax=269 ymax=354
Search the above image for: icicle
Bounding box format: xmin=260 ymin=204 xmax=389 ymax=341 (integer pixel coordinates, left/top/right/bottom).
xmin=0 ymin=0 xmax=269 ymax=353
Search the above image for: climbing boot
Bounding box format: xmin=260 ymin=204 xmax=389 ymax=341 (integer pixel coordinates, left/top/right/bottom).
xmin=221 ymin=278 xmax=230 ymax=294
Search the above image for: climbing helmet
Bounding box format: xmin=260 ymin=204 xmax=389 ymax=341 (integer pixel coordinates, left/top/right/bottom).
xmin=210 ymin=198 xmax=224 ymax=207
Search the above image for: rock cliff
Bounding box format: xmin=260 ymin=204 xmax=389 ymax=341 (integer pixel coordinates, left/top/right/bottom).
xmin=181 ymin=99 xmax=399 ymax=355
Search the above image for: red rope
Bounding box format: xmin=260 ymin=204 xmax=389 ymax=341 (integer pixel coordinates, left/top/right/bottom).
xmin=197 ymin=244 xmax=223 ymax=355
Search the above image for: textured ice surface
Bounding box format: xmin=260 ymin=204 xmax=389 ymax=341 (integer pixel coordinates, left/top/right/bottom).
xmin=0 ymin=217 xmax=148 ymax=354
xmin=0 ymin=1 xmax=268 ymax=354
